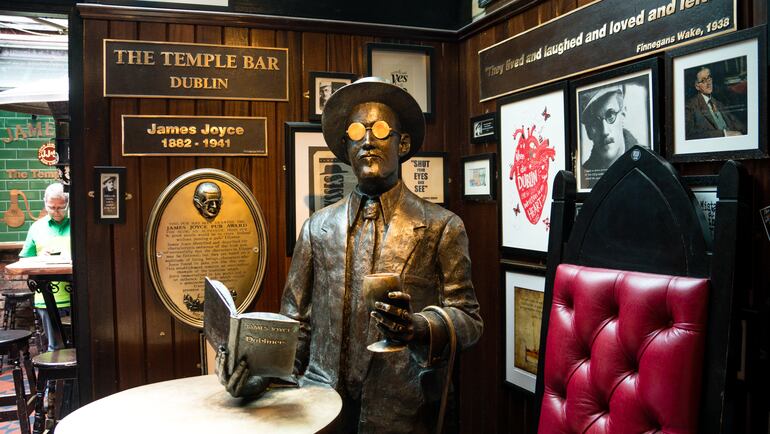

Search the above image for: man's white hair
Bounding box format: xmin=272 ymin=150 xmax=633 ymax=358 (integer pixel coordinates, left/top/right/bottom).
xmin=44 ymin=182 xmax=68 ymax=204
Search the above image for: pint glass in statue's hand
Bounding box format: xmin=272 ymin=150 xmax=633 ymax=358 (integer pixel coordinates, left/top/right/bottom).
xmin=364 ymin=272 xmax=407 ymax=353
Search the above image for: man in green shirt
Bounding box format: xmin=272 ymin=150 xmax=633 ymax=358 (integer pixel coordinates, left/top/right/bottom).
xmin=19 ymin=182 xmax=71 ymax=351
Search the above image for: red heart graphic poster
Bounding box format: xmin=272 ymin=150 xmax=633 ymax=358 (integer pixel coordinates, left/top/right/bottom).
xmin=499 ymin=88 xmax=567 ymax=254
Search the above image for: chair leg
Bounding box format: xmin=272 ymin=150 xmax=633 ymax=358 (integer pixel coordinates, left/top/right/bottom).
xmin=46 ymin=380 xmax=57 ymax=432
xmin=12 ymin=353 xmax=31 ymax=434
xmin=32 ymin=372 xmax=46 ymax=434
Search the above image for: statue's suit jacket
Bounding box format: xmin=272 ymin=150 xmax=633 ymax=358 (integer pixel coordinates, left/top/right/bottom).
xmin=281 ymin=185 xmax=483 ymax=433
xmin=685 ymin=93 xmax=745 ymax=140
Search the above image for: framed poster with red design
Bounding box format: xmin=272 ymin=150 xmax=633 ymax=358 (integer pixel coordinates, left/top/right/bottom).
xmin=497 ymin=82 xmax=569 ymax=259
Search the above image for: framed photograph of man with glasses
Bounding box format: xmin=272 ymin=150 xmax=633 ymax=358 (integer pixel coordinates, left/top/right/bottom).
xmin=572 ymin=58 xmax=660 ymax=193
xmin=667 ymin=26 xmax=767 ymax=162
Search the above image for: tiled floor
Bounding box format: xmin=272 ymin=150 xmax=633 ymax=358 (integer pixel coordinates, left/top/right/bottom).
xmin=0 ymin=366 xmax=34 ymax=434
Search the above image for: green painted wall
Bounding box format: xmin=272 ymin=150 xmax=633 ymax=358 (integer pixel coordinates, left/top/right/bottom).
xmin=0 ymin=110 xmax=59 ymax=243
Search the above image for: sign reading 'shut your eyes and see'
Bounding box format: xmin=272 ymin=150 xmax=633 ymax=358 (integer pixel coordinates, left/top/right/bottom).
xmin=104 ymin=39 xmax=288 ymax=101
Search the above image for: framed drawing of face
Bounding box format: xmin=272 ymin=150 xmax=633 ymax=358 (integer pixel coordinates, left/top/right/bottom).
xmin=572 ymin=58 xmax=659 ymax=193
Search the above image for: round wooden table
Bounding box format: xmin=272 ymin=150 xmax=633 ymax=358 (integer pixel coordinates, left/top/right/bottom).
xmin=56 ymin=375 xmax=342 ymax=434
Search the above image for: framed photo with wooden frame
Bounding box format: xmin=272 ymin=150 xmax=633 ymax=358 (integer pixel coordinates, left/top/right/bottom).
xmin=308 ymin=71 xmax=357 ymax=121
xmin=94 ymin=166 xmax=126 ymax=224
xmin=667 ymin=26 xmax=767 ymax=162
xmin=461 ymin=153 xmax=496 ymax=201
xmin=367 ymin=42 xmax=434 ymax=119
xmin=502 ymin=263 xmax=546 ymax=394
xmin=400 ymin=151 xmax=447 ymax=205
xmin=470 ymin=112 xmax=497 ymax=144
xmin=497 ymin=82 xmax=569 ymax=259
xmin=284 ymin=122 xmax=356 ymax=256
xmin=572 ymin=57 xmax=660 ymax=193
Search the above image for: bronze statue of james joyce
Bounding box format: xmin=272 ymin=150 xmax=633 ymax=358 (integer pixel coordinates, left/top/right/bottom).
xmin=217 ymin=77 xmax=483 ymax=433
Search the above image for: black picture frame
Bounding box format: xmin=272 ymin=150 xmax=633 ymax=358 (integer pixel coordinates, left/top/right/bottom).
xmin=461 ymin=153 xmax=496 ymax=201
xmin=367 ymin=42 xmax=434 ymax=119
xmin=400 ymin=151 xmax=447 ymax=206
xmin=308 ymin=71 xmax=357 ymax=121
xmin=570 ymin=57 xmax=661 ymax=194
xmin=284 ymin=122 xmax=356 ymax=256
xmin=501 ymin=261 xmax=546 ymax=394
xmin=470 ymin=112 xmax=497 ymax=144
xmin=666 ymin=26 xmax=768 ymax=162
xmin=496 ymin=81 xmax=571 ymax=260
xmin=94 ymin=166 xmax=126 ymax=224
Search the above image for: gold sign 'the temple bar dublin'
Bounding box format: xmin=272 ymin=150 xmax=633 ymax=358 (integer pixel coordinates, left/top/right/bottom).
xmin=104 ymin=39 xmax=289 ymax=101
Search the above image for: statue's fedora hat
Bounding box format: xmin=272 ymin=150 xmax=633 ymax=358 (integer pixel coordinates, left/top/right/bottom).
xmin=321 ymin=76 xmax=425 ymax=164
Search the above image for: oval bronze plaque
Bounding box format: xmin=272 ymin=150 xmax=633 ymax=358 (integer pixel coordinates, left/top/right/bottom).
xmin=145 ymin=169 xmax=268 ymax=328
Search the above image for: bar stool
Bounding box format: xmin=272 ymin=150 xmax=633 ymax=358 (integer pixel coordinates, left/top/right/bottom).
xmin=2 ymin=291 xmax=34 ymax=330
xmin=0 ymin=329 xmax=37 ymax=434
xmin=32 ymin=349 xmax=76 ymax=434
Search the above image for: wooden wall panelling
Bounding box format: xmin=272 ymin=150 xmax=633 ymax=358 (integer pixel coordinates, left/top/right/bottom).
xmin=456 ymin=28 xmax=500 ymax=434
xmin=165 ymin=22 xmax=202 ymax=378
xmin=328 ymin=34 xmax=353 ymax=73
xmin=135 ymin=21 xmax=177 ymax=385
xmin=249 ymin=28 xmax=282 ymax=313
xmin=107 ymin=20 xmax=146 ymax=392
xmin=80 ymin=18 xmax=119 ymax=400
xmin=349 ymin=35 xmax=374 ymax=78
xmin=301 ymin=32 xmax=327 ymax=121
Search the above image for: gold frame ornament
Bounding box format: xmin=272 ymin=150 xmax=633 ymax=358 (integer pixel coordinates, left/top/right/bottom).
xmin=145 ymin=168 xmax=268 ymax=328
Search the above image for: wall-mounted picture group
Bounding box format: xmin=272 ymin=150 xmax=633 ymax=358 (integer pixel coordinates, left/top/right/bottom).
xmin=487 ymin=24 xmax=768 ymax=393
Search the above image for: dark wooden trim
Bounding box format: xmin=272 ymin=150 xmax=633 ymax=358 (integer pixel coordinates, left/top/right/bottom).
xmin=457 ymin=0 xmax=545 ymax=40
xmin=68 ymin=6 xmax=92 ymax=406
xmin=532 ymin=170 xmax=575 ymax=434
xmin=700 ymin=160 xmax=749 ymax=434
xmin=75 ymin=4 xmax=456 ymax=42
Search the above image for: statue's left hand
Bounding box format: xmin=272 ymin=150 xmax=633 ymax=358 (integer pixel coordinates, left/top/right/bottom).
xmin=371 ymin=291 xmax=415 ymax=343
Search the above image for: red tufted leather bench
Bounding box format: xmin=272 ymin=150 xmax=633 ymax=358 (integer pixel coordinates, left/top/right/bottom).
xmin=538 ymin=264 xmax=709 ymax=434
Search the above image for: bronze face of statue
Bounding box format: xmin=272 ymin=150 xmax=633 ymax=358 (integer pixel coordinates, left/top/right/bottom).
xmin=193 ymin=182 xmax=222 ymax=220
xmin=217 ymin=77 xmax=483 ymax=434
xmin=345 ymin=102 xmax=410 ymax=196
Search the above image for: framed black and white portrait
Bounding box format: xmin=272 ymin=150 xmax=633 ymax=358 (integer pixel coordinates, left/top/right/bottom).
xmin=284 ymin=122 xmax=357 ymax=255
xmin=94 ymin=166 xmax=126 ymax=224
xmin=367 ymin=43 xmax=434 ymax=118
xmin=572 ymin=58 xmax=659 ymax=193
xmin=308 ymin=71 xmax=357 ymax=121
xmin=668 ymin=26 xmax=767 ymax=162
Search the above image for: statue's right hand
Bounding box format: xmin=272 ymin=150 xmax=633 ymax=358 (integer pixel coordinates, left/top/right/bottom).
xmin=215 ymin=346 xmax=269 ymax=398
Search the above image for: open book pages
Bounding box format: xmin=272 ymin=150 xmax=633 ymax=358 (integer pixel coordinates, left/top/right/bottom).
xmin=203 ymin=277 xmax=300 ymax=377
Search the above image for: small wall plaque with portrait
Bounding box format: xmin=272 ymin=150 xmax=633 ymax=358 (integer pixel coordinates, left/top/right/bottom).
xmin=308 ymin=71 xmax=357 ymax=121
xmin=94 ymin=166 xmax=126 ymax=224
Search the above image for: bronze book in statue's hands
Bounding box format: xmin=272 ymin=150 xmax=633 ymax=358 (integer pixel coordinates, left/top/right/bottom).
xmin=203 ymin=277 xmax=300 ymax=377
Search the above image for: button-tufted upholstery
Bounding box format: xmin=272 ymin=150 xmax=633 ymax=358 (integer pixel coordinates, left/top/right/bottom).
xmin=538 ymin=264 xmax=709 ymax=434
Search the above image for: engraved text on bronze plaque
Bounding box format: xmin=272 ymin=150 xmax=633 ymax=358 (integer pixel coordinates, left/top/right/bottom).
xmin=146 ymin=169 xmax=268 ymax=328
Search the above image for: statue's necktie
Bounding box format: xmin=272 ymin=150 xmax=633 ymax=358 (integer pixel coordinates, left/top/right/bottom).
xmin=344 ymin=198 xmax=382 ymax=398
